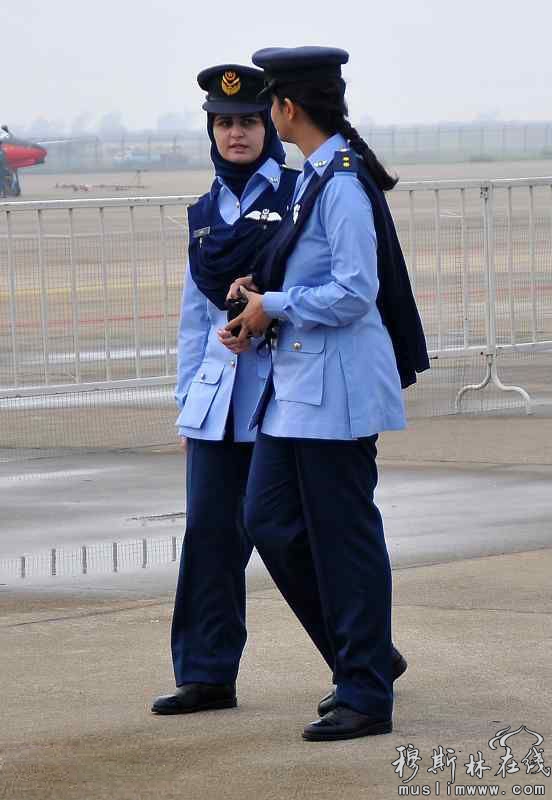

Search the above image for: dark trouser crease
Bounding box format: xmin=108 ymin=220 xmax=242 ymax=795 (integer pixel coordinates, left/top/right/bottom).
xmin=245 ymin=433 xmax=393 ymax=718
xmin=171 ymin=437 xmax=254 ymax=686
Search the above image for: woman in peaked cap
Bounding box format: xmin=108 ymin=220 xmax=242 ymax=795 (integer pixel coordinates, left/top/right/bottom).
xmin=222 ymin=47 xmax=428 ymax=740
xmin=151 ymin=64 xmax=299 ymax=715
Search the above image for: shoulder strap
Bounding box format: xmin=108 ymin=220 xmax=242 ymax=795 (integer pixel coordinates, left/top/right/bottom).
xmin=276 ymin=165 xmax=301 ymax=199
xmin=354 ymin=162 xmax=430 ymax=387
xmin=252 ymin=166 xmax=334 ymax=293
xmin=332 ymin=148 xmax=358 ymax=175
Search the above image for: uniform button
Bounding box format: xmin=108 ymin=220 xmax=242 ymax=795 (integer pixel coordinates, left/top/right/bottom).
xmin=200 ymin=372 xmax=206 ymax=381
xmin=235 ymin=201 xmax=240 ymax=208
xmin=230 ymin=360 xmax=236 ymax=368
xmin=292 ymin=341 xmax=302 ymax=352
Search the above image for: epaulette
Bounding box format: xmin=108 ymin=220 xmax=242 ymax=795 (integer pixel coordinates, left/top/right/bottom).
xmin=333 ymin=148 xmax=358 ymax=174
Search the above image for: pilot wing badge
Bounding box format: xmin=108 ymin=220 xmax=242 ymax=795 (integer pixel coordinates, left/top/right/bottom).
xmin=244 ymin=209 xmax=282 ymax=223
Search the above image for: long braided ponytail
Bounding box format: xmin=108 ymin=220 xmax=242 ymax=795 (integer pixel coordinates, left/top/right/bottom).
xmin=337 ymin=118 xmax=397 ymax=191
xmin=271 ymin=78 xmax=397 ymax=192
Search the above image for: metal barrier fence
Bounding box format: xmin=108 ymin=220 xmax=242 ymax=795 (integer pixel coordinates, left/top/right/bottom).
xmin=1 ymin=179 xmax=551 ymax=457
xmin=396 ymin=178 xmax=552 ymax=412
xmin=34 ymin=122 xmax=552 ymax=172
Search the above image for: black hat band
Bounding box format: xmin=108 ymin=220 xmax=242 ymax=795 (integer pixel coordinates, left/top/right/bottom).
xmin=257 ymin=65 xmax=344 ymax=100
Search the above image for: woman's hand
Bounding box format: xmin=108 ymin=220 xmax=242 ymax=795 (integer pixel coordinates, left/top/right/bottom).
xmin=226 ymin=275 xmax=259 ymax=301
xmin=179 ymin=436 xmax=187 ymax=451
xmin=216 ymin=328 xmax=252 ymax=354
xmin=223 ymin=287 xmax=272 ymax=344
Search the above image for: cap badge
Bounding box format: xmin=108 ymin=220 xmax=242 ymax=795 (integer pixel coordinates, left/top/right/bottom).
xmin=222 ymin=71 xmax=241 ymax=96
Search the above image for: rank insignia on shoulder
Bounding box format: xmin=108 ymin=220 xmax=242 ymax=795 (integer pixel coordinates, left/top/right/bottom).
xmin=333 ymin=149 xmax=357 ymax=173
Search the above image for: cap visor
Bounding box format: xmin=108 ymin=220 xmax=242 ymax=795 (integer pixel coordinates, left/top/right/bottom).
xmin=202 ymin=100 xmax=267 ymax=114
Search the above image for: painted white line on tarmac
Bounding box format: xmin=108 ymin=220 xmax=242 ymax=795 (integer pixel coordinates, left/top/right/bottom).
xmin=0 ymin=467 xmax=115 ymax=486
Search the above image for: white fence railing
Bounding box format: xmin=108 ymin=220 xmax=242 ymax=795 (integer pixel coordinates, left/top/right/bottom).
xmin=395 ymin=178 xmax=552 ymax=411
xmin=1 ymin=195 xmax=194 ymax=396
xmin=1 ymin=178 xmax=551 ymax=453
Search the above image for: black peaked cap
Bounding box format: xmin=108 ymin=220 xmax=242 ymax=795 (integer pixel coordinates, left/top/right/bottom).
xmin=197 ymin=64 xmax=268 ymax=114
xmin=252 ymin=47 xmax=349 ymax=95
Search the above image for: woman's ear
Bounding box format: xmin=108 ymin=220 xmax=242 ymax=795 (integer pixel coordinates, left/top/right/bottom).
xmin=283 ymin=98 xmax=296 ymax=122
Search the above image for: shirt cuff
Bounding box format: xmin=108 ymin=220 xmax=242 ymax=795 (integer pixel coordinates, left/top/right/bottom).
xmin=262 ymin=291 xmax=289 ymax=320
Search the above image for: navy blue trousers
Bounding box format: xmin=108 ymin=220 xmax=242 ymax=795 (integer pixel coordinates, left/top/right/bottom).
xmin=171 ymin=437 xmax=254 ymax=685
xmin=244 ymin=433 xmax=393 ymax=718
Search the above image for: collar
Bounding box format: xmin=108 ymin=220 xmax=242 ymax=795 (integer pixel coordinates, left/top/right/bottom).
xmin=216 ymin=157 xmax=281 ymax=196
xmin=305 ymin=133 xmax=348 ymax=176
xmin=255 ymin=157 xmax=282 ymax=190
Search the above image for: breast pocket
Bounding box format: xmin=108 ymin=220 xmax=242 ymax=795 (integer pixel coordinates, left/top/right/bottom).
xmin=273 ymin=327 xmax=325 ymax=406
xmin=176 ymin=362 xmax=224 ymax=429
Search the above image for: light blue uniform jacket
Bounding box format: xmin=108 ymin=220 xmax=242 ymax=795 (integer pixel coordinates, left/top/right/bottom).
xmin=175 ymin=159 xmax=279 ymax=442
xmin=259 ymin=134 xmax=406 ymax=440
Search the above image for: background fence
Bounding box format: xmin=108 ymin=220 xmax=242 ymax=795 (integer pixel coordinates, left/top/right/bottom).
xmin=0 ymin=534 xmax=184 ymax=580
xmin=34 ymin=122 xmax=552 ymax=173
xmin=1 ymin=179 xmax=551 ymax=460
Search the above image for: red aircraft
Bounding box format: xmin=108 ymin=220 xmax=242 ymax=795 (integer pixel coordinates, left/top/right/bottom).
xmin=0 ymin=125 xmax=48 ymax=197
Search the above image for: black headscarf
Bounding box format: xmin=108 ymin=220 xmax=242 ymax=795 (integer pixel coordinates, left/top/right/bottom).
xmin=187 ymin=113 xmax=298 ymax=310
xmin=207 ymin=110 xmax=285 ymax=197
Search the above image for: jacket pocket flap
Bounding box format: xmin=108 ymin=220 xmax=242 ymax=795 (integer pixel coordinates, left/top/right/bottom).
xmin=192 ymin=362 xmax=224 ymax=385
xmin=277 ymin=326 xmax=325 ymax=354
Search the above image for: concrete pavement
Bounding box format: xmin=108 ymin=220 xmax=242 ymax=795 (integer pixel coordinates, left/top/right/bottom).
xmin=0 ymin=549 xmax=551 ymax=799
xmin=1 ymin=412 xmax=551 ymax=799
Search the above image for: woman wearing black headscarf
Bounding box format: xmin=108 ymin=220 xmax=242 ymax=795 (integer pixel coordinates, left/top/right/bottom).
xmin=151 ymin=64 xmax=298 ymax=715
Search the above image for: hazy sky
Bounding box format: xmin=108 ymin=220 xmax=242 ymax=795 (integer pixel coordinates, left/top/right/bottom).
xmin=4 ymin=0 xmax=551 ymax=130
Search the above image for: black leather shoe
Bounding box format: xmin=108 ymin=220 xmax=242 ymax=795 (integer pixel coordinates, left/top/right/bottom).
xmin=317 ymin=648 xmax=407 ymax=717
xmin=303 ymin=706 xmax=392 ymax=741
xmin=392 ymin=649 xmax=408 ymax=681
xmin=151 ymin=683 xmax=237 ymax=715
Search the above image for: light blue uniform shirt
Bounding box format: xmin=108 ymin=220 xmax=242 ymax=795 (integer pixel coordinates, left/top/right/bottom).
xmin=216 ymin=158 xmax=283 ymax=224
xmin=175 ymin=158 xmax=280 ymax=442
xmin=259 ymin=134 xmax=406 ymax=440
